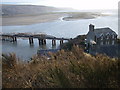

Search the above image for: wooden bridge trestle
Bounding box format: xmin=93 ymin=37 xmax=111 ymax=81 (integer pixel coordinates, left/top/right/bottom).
xmin=0 ymin=33 xmax=71 ymax=46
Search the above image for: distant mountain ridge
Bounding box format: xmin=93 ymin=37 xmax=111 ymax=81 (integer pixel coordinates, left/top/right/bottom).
xmin=0 ymin=4 xmax=60 ymax=16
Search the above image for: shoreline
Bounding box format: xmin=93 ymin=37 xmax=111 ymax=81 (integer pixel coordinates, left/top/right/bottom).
xmin=1 ymin=12 xmax=108 ymax=26
xmin=1 ymin=13 xmax=64 ymax=26
xmin=62 ymin=12 xmax=109 ymax=21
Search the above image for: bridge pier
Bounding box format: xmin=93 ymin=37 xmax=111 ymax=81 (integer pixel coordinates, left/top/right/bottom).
xmin=38 ymin=39 xmax=46 ymax=45
xmin=12 ymin=37 xmax=15 ymax=42
xmin=14 ymin=37 xmax=17 ymax=42
xmin=60 ymin=40 xmax=63 ymax=45
xmin=42 ymin=39 xmax=46 ymax=45
xmin=2 ymin=36 xmax=5 ymax=41
xmin=29 ymin=37 xmax=34 ymax=45
xmin=52 ymin=39 xmax=56 ymax=46
xmin=38 ymin=38 xmax=41 ymax=45
xmin=44 ymin=39 xmax=46 ymax=44
xmin=11 ymin=36 xmax=17 ymax=42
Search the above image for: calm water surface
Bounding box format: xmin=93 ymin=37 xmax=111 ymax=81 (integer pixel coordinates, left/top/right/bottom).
xmin=1 ymin=10 xmax=118 ymax=60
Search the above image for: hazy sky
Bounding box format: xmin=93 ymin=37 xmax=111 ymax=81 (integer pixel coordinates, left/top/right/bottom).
xmin=2 ymin=0 xmax=119 ymax=10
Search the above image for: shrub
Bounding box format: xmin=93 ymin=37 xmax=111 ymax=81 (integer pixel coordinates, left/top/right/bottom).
xmin=2 ymin=46 xmax=120 ymax=88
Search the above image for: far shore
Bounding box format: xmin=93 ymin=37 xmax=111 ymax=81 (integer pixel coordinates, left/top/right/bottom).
xmin=1 ymin=12 xmax=109 ymax=26
xmin=1 ymin=13 xmax=64 ymax=26
xmin=62 ymin=13 xmax=108 ymax=21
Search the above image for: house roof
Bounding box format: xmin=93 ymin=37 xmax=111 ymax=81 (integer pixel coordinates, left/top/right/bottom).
xmin=94 ymin=27 xmax=117 ymax=38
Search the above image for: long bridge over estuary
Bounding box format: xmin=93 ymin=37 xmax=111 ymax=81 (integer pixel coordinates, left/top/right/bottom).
xmin=0 ymin=33 xmax=71 ymax=46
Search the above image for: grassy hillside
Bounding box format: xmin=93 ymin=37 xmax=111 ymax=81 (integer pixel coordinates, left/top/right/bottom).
xmin=1 ymin=4 xmax=59 ymax=16
xmin=2 ymin=45 xmax=120 ymax=88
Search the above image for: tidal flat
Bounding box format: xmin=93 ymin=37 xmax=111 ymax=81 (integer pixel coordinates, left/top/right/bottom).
xmin=1 ymin=12 xmax=108 ymax=26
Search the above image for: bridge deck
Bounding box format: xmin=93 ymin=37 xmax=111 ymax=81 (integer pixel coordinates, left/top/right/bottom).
xmin=0 ymin=33 xmax=70 ymax=40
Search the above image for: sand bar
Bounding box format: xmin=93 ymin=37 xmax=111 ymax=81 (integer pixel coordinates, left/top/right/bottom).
xmin=1 ymin=12 xmax=108 ymax=26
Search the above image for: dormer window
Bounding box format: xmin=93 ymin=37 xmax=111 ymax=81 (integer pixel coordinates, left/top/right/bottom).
xmin=106 ymin=33 xmax=110 ymax=40
xmin=101 ymin=36 xmax=103 ymax=40
xmin=112 ymin=34 xmax=117 ymax=39
xmin=100 ymin=34 xmax=103 ymax=40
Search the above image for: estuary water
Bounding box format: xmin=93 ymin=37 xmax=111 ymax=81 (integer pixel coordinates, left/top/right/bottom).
xmin=1 ymin=10 xmax=118 ymax=60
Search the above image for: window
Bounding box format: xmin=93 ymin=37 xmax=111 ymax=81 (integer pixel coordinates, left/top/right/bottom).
xmin=106 ymin=41 xmax=107 ymax=45
xmin=107 ymin=35 xmax=109 ymax=39
xmin=112 ymin=40 xmax=115 ymax=45
xmin=94 ymin=36 xmax=97 ymax=42
xmin=106 ymin=41 xmax=109 ymax=45
xmin=112 ymin=34 xmax=115 ymax=39
xmin=101 ymin=41 xmax=103 ymax=45
xmin=114 ymin=35 xmax=117 ymax=39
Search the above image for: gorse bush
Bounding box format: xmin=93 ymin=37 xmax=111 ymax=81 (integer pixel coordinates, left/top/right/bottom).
xmin=61 ymin=35 xmax=86 ymax=50
xmin=2 ymin=46 xmax=120 ymax=88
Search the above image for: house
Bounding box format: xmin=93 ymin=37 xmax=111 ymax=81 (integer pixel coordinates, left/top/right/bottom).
xmin=85 ymin=24 xmax=118 ymax=57
xmin=86 ymin=24 xmax=117 ymax=46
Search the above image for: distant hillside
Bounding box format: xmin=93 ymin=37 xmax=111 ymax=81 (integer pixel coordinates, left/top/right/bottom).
xmin=0 ymin=4 xmax=60 ymax=16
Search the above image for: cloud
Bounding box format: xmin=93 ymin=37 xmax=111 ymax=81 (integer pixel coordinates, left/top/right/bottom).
xmin=33 ymin=0 xmax=119 ymax=9
xmin=2 ymin=0 xmax=119 ymax=9
xmin=2 ymin=0 xmax=44 ymax=3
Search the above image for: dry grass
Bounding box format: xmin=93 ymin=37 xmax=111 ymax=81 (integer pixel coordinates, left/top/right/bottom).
xmin=2 ymin=46 xmax=120 ymax=88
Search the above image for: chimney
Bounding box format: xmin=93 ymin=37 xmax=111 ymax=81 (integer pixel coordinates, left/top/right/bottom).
xmin=89 ymin=24 xmax=94 ymax=32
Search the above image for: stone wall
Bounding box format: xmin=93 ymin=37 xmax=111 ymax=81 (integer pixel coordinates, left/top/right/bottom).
xmin=89 ymin=44 xmax=120 ymax=58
